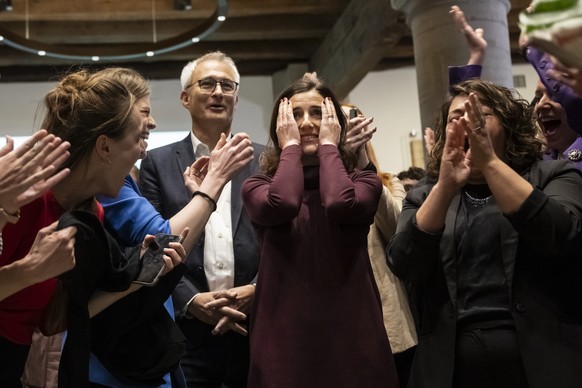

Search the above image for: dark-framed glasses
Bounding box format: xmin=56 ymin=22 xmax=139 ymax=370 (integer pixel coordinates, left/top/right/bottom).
xmin=187 ymin=78 xmax=239 ymax=94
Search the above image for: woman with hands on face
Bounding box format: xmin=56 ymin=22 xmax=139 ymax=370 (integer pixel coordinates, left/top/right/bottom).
xmin=241 ymin=74 xmax=399 ymax=388
xmin=388 ymin=79 xmax=582 ymax=388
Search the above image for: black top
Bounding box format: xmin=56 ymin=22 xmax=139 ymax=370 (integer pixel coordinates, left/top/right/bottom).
xmin=455 ymin=184 xmax=513 ymax=328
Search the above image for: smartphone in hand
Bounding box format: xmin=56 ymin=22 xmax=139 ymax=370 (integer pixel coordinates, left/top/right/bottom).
xmin=133 ymin=233 xmax=182 ymax=286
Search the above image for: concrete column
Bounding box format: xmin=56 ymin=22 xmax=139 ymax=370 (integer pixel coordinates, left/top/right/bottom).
xmin=391 ymin=0 xmax=512 ymax=130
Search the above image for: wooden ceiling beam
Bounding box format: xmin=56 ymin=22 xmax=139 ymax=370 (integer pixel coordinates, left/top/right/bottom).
xmin=0 ymin=39 xmax=321 ymax=66
xmin=0 ymin=14 xmax=336 ymax=44
xmin=310 ymin=0 xmax=405 ymax=99
xmin=0 ymin=0 xmax=349 ymax=21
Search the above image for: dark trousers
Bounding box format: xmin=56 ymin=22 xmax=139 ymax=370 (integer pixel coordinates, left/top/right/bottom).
xmin=394 ymin=346 xmax=416 ymax=388
xmin=179 ymin=319 xmax=250 ymax=388
xmin=0 ymin=336 xmax=30 ymax=387
xmin=453 ymin=326 xmax=529 ymax=388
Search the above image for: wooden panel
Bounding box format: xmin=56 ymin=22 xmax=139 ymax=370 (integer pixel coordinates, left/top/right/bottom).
xmin=310 ymin=0 xmax=404 ymax=98
xmin=0 ymin=0 xmax=535 ymax=83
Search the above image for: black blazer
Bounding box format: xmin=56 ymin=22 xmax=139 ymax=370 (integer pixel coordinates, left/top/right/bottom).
xmin=139 ymin=134 xmax=262 ymax=317
xmin=388 ymin=160 xmax=582 ymax=388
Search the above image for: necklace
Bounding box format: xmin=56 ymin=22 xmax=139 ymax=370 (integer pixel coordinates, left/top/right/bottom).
xmin=463 ymin=190 xmax=492 ymax=207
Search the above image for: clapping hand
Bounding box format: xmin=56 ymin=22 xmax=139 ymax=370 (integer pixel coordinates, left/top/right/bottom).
xmin=344 ymin=114 xmax=376 ymax=155
xmin=0 ymin=130 xmax=71 ymax=215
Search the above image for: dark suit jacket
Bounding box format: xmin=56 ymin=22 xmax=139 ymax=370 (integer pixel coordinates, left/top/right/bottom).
xmin=139 ymin=134 xmax=262 ymax=319
xmin=388 ymin=160 xmax=582 ymax=388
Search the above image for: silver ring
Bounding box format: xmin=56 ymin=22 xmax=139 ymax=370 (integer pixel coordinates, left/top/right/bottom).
xmin=327 ymin=115 xmax=334 ymax=118
xmin=473 ymin=126 xmax=481 ymax=131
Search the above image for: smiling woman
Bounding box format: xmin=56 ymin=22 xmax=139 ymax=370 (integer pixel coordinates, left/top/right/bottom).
xmin=388 ymin=78 xmax=582 ymax=387
xmin=241 ymin=73 xmax=399 ymax=387
xmin=0 ymin=67 xmax=188 ymax=386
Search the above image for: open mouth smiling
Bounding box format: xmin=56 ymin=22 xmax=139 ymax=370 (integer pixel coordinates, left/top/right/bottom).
xmin=539 ymin=118 xmax=561 ymax=135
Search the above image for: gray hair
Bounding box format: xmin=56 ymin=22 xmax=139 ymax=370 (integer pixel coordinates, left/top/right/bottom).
xmin=179 ymin=51 xmax=240 ymax=90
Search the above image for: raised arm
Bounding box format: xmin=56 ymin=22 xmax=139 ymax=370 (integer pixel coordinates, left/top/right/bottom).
xmin=242 ymin=98 xmax=304 ymax=226
xmin=448 ymin=5 xmax=486 ymax=89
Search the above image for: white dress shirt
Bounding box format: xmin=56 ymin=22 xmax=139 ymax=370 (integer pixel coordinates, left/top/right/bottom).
xmin=191 ymin=132 xmax=235 ymax=291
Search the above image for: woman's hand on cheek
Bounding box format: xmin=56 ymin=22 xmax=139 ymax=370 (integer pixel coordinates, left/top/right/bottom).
xmin=275 ymin=98 xmax=301 ymax=149
xmin=319 ymin=97 xmax=341 ymax=146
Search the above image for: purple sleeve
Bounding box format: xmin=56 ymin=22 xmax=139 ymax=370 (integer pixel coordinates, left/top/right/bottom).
xmin=448 ymin=64 xmax=482 ymax=93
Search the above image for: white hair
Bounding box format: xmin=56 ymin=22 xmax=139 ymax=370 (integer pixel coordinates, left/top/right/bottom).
xmin=179 ymin=51 xmax=240 ymax=90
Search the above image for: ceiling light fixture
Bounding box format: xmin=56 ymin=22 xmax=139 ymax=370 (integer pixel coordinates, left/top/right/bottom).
xmin=174 ymin=0 xmax=192 ymax=11
xmin=0 ymin=0 xmax=227 ymax=62
xmin=0 ymin=0 xmax=12 ymax=12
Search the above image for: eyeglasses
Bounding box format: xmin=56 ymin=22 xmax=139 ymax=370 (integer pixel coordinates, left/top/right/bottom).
xmin=186 ymin=78 xmax=239 ymax=94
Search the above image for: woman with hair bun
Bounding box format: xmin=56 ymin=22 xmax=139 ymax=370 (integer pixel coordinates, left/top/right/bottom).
xmin=0 ymin=67 xmax=187 ymax=386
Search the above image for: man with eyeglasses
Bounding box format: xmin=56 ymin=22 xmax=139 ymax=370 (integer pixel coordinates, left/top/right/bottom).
xmin=139 ymin=51 xmax=263 ymax=388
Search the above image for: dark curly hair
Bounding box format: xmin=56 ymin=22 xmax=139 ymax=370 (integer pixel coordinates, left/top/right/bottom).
xmin=260 ymin=74 xmax=356 ymax=176
xmin=426 ymin=79 xmax=543 ymax=180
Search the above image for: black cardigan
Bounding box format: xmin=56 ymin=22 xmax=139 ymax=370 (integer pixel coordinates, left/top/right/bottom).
xmin=388 ymin=160 xmax=582 ymax=388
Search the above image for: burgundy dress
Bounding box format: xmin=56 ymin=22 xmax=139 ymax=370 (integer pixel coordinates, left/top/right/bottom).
xmin=242 ymin=144 xmax=399 ymax=388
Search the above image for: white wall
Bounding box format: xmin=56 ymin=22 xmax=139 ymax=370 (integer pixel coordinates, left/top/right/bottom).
xmin=346 ymin=67 xmax=422 ymax=175
xmin=0 ymin=63 xmax=541 ymax=173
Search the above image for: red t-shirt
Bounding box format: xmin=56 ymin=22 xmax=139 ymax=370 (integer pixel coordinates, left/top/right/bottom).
xmin=0 ymin=192 xmax=104 ymax=345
